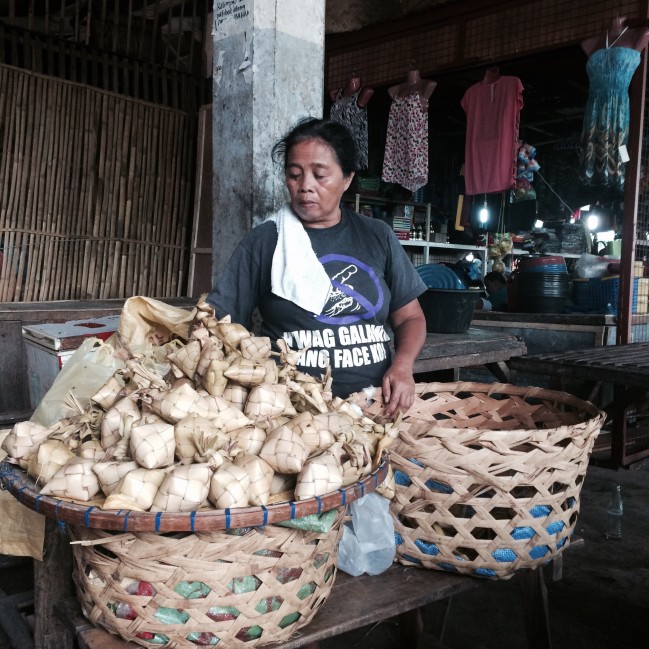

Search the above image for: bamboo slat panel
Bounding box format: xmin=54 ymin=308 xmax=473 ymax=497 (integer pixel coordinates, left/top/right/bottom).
xmin=0 ymin=64 xmax=194 ymax=302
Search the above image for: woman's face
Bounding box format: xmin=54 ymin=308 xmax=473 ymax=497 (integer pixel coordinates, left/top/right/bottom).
xmin=285 ymin=138 xmax=354 ymax=228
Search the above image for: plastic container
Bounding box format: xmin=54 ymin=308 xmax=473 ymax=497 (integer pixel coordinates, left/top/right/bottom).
xmin=515 ymin=272 xmax=570 ymax=314
xmin=418 ymin=288 xmax=479 ymax=334
xmin=573 ymin=276 xmax=639 ymax=314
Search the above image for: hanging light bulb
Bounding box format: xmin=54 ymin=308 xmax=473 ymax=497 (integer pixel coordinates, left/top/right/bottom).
xmin=479 ymin=196 xmax=489 ymax=224
xmin=587 ymin=213 xmax=600 ymax=231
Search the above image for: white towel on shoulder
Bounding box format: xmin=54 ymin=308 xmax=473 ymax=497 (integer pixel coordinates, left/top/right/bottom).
xmin=267 ymin=204 xmax=332 ymax=315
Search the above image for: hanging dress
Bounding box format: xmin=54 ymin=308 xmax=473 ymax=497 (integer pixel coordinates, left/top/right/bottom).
xmin=381 ymin=93 xmax=428 ymax=193
xmin=461 ymin=75 xmax=524 ymax=195
xmin=329 ymin=88 xmax=369 ymax=170
xmin=578 ymin=32 xmax=640 ymax=190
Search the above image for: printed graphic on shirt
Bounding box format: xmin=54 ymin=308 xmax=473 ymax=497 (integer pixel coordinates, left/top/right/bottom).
xmin=318 ymin=253 xmax=384 ymax=324
xmin=282 ymin=253 xmax=390 ymax=372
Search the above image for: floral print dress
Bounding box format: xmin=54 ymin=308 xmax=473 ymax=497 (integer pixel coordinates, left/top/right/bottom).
xmin=381 ymin=93 xmax=428 ymax=192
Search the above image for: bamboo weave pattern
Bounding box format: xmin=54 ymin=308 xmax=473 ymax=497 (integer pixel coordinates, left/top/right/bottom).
xmin=355 ymin=382 xmax=605 ymax=580
xmin=70 ymin=510 xmax=343 ymax=648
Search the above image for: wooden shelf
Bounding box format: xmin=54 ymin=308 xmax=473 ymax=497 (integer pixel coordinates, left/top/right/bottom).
xmin=347 ymin=195 xmax=582 ymax=272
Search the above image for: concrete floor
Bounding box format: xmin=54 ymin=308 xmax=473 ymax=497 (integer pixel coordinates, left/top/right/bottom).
xmin=0 ymin=461 xmax=646 ymax=649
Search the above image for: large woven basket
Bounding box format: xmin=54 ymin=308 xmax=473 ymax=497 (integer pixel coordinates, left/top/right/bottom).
xmin=355 ymin=382 xmax=605 ymax=580
xmin=70 ymin=516 xmax=343 ymax=648
xmin=0 ymin=458 xmax=388 ymax=647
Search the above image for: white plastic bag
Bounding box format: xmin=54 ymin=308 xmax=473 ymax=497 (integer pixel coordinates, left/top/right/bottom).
xmin=573 ymin=253 xmax=613 ymax=279
xmin=30 ymin=336 xmax=125 ymax=427
xmin=337 ymin=493 xmax=396 ymax=576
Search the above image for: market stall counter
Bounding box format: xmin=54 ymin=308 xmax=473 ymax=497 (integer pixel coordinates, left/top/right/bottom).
xmin=471 ymin=310 xmax=620 ymax=354
xmin=414 ymin=326 xmax=527 ymax=383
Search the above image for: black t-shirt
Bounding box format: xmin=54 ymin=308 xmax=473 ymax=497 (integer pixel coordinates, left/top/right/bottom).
xmin=208 ymin=207 xmax=427 ymax=397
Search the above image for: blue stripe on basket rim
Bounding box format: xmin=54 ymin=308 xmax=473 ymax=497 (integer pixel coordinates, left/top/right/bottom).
xmin=34 ymin=494 xmax=43 ymax=513
xmin=261 ymin=505 xmax=268 ymax=525
xmin=290 ymin=502 xmax=296 ymax=519
xmin=54 ymin=499 xmax=64 ymax=520
xmin=154 ymin=512 xmax=163 ymax=532
xmin=190 ymin=511 xmax=196 ymax=532
xmin=84 ymin=506 xmax=95 ymax=527
xmin=123 ymin=510 xmax=132 ymax=531
xmin=225 ymin=508 xmax=231 ymax=529
xmin=315 ymin=496 xmax=322 ymax=514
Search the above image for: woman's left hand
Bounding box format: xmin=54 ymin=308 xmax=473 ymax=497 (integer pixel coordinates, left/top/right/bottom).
xmin=382 ymin=361 xmax=416 ymax=417
xmin=383 ymin=299 xmax=427 ymax=418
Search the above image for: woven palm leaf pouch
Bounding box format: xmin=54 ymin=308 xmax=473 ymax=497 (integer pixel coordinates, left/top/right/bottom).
xmin=353 ymin=382 xmax=605 ymax=580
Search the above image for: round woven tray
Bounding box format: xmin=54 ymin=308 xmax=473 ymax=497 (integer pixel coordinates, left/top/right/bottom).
xmin=356 ymin=382 xmax=605 ymax=580
xmin=0 ymin=456 xmax=387 ymax=532
xmin=70 ymin=510 xmax=344 ymax=648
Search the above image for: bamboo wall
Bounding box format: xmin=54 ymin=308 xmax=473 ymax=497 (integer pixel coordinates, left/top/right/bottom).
xmin=0 ymin=64 xmax=194 ymax=302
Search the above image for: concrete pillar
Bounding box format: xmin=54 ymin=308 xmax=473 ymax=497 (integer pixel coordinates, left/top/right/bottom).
xmin=211 ymin=0 xmax=325 ymax=283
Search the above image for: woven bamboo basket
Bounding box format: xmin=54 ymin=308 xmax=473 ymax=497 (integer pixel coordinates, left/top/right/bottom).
xmin=0 ymin=458 xmax=388 ymax=647
xmin=69 ymin=515 xmax=343 ymax=648
xmin=354 ymin=382 xmax=605 ymax=580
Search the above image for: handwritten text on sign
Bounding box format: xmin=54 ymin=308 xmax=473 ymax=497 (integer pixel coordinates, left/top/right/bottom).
xmin=215 ymin=0 xmax=251 ymax=36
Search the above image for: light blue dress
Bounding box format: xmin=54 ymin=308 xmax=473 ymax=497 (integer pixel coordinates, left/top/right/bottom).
xmin=579 ymin=46 xmax=640 ymax=189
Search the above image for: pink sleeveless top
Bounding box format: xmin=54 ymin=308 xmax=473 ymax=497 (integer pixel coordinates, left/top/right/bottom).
xmin=461 ymin=76 xmax=524 ymax=195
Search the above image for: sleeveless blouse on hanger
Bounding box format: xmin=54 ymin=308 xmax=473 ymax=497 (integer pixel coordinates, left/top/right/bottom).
xmin=381 ymin=93 xmax=428 ymax=193
xmin=578 ymin=35 xmax=640 ymax=190
xmin=461 ymin=75 xmax=524 ymax=195
xmin=329 ymin=89 xmax=369 ymax=170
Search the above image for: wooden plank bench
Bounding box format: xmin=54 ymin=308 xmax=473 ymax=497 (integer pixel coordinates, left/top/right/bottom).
xmin=54 ymin=548 xmax=581 ymax=649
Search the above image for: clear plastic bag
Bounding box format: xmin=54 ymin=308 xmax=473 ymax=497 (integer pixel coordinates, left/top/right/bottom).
xmin=337 ymin=493 xmax=395 ymax=576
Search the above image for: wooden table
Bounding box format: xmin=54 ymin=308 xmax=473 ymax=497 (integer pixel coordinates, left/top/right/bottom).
xmin=414 ymin=326 xmax=527 ymax=382
xmin=510 ymin=342 xmax=649 ymax=467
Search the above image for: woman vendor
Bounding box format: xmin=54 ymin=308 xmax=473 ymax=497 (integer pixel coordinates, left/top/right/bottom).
xmin=208 ymin=118 xmax=427 ymax=417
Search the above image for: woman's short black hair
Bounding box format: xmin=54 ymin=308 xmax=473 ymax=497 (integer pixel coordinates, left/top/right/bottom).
xmin=272 ymin=117 xmax=357 ymax=177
